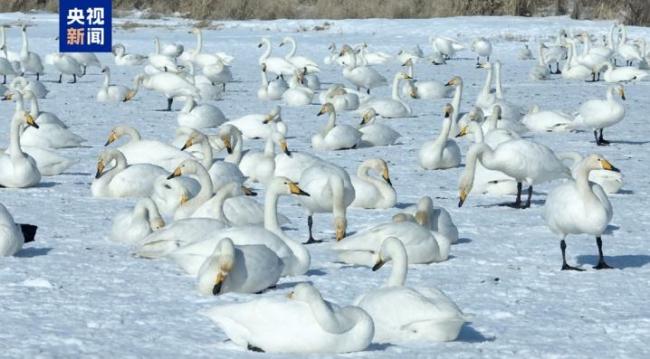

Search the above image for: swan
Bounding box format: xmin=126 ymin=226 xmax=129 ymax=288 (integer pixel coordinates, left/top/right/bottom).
xmin=96 ymin=66 xmax=137 ymax=103
xmin=397 ymin=45 xmax=425 ymax=65
xmin=358 ymin=72 xmax=412 ymax=118
xmin=576 ymin=33 xmax=611 ymax=82
xmin=181 ymin=61 xmax=224 ymax=101
xmin=0 ymin=203 xmax=37 ymax=256
xmin=167 ymin=158 xmax=223 ymax=220
xmin=0 ymin=106 xmax=40 ymax=188
xmin=419 ymin=104 xmax=461 ymax=170
xmin=558 ymin=152 xmax=623 ymax=194
xmin=6 ymin=76 xmax=47 ymax=99
xmin=518 ymin=44 xmax=533 ymax=60
xmin=445 ymin=76 xmax=466 ymax=137
xmin=401 ymin=58 xmax=449 ymax=100
xmin=572 ymin=85 xmax=625 ymax=146
xmin=471 ymin=37 xmax=492 ymax=65
xmin=204 ymin=283 xmax=374 ymax=353
xmin=178 ymin=237 xmax=283 ymax=295
xmin=154 ymin=37 xmax=183 ymax=58
xmin=333 ymin=220 xmax=452 ymax=266
xmin=543 ymin=154 xmax=619 ymax=270
xmin=403 ymin=196 xmax=459 ymax=244
xmin=340 ymin=48 xmax=387 ymax=94
xmin=134 ymin=72 xmax=200 ymax=111
xmin=274 ymin=142 xmax=325 ymax=182
xmin=188 ymin=182 xmax=254 ymax=223
xmin=617 ymin=25 xmax=643 ymax=66
xmin=0 ymin=26 xmax=20 ymax=69
xmin=318 ymin=84 xmax=359 ymax=112
xmin=178 ymin=96 xmax=226 ymax=129
xmin=225 ymin=105 xmax=286 ymax=139
xmin=602 ymin=62 xmax=648 ymax=83
xmin=149 ymin=175 xmax=199 ymax=217
xmin=112 ymin=43 xmax=147 ymax=66
xmin=298 ymin=162 xmax=355 ymax=243
xmin=91 ymin=149 xmax=168 ymax=198
xmin=258 ymin=63 xmax=287 ymax=101
xmin=50 ymin=53 xmax=83 ymax=83
xmin=20 ymin=116 xmax=85 ymax=149
xmin=561 ymin=39 xmax=593 ymax=81
xmin=104 ymin=125 xmax=191 ymax=171
xmin=257 ymin=37 xmax=296 ymax=76
xmin=280 ymin=36 xmax=320 ymax=74
xmin=530 ymin=44 xmax=551 ymax=80
xmin=355 ymin=237 xmax=466 ymax=342
xmin=350 ymin=159 xmax=395 ymax=209
xmin=312 ymin=103 xmax=361 ymax=151
xmin=239 ymin=131 xmax=287 ymax=184
xmin=4 ymin=144 xmax=75 ymax=177
xmin=458 ymin=140 xmax=570 ymax=208
xmin=22 ymin=90 xmax=66 ymax=128
xmin=490 ymin=61 xmax=524 ymax=120
xmin=68 ymin=52 xmax=101 ymax=75
xmin=282 ymin=69 xmax=313 ymax=107
xmin=181 ymin=28 xmax=234 ymax=67
xmin=110 ymin=198 xmax=164 ymax=244
xmin=479 ymin=104 xmax=527 ymax=135
xmin=522 ymin=105 xmax=573 ymax=132
xmin=202 ymin=56 xmax=233 ymax=89
xmin=475 ymin=63 xmax=497 ymax=111
xmin=357 ymin=43 xmax=392 ymax=65
xmin=431 ymin=36 xmax=464 ymax=59
xmin=358 ymin=108 xmax=400 ymax=147
xmin=18 ymin=25 xmax=43 ymax=80
xmin=0 ymin=44 xmax=17 ymax=84
xmin=148 ymin=39 xmax=181 ymax=73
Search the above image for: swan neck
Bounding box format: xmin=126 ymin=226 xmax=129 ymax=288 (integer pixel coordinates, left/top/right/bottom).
xmin=436 ymin=115 xmax=452 ymax=144
xmin=263 ymin=135 xmax=274 ymax=156
xmin=406 ymin=63 xmax=414 ymax=78
xmin=307 ymin=296 xmax=348 ymax=334
xmin=20 ymin=30 xmax=28 ymax=55
xmin=103 ymin=71 xmax=110 ymax=87
xmin=154 ymin=38 xmax=160 ymax=54
xmin=481 ymin=66 xmax=493 ymax=95
xmin=385 ymin=246 xmax=407 ymax=287
xmin=9 ymin=114 xmax=24 ymax=158
xmin=464 ymin=143 xmax=492 ymax=190
xmin=330 ymin=175 xmax=347 ymax=219
xmin=196 ymin=30 xmax=203 ymax=52
xmin=451 ymin=81 xmax=462 ymax=122
xmin=260 ymin=39 xmax=271 ymax=62
xmin=286 ymin=38 xmax=297 ymax=58
xmin=199 ymin=137 xmax=213 ymax=168
xmin=190 ymin=165 xmax=214 ymax=206
xmin=263 ymin=188 xmax=282 ymax=234
xmin=471 ymin=122 xmax=484 ymax=144
xmin=494 ymin=65 xmax=503 ymax=98
xmin=260 ymin=68 xmax=268 ymax=86
xmin=391 ymin=73 xmax=402 ymax=100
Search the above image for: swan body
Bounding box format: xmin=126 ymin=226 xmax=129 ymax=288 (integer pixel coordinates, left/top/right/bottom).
xmin=20 ymin=121 xmax=85 ymax=149
xmin=559 ymin=152 xmax=623 ymax=194
xmin=135 ymin=72 xmax=200 ymax=111
xmin=69 ymin=52 xmax=101 ymax=74
xmin=350 ymin=159 xmax=395 ymax=209
xmin=0 ymin=102 xmax=41 ymax=188
xmin=97 ymin=66 xmax=137 ymax=102
xmin=274 ymin=149 xmax=324 ymax=182
xmin=471 ymin=37 xmax=492 ymax=64
xmin=91 ymin=149 xmax=168 ymax=198
xmin=311 ymin=103 xmax=361 ymax=151
xmin=204 ymin=283 xmax=374 ymax=353
xmin=355 ymin=237 xmax=466 ymax=342
xmin=359 ymin=72 xmax=411 ymax=118
xmin=358 ymin=108 xmax=400 ymax=147
xmin=431 ymin=36 xmax=464 ymax=59
xmin=18 ymin=26 xmax=43 ymax=79
xmin=522 ymin=105 xmax=573 ymax=132
xmin=419 ymin=104 xmax=461 ymax=170
xmin=602 ymin=63 xmax=648 ymax=83
xmin=340 ymin=49 xmax=387 ymax=93
xmin=6 ymin=145 xmax=76 ymax=176
xmin=404 ymin=196 xmax=459 ymax=244
xmin=178 ymin=97 xmax=226 ymax=129
xmin=239 ymin=131 xmax=287 ymax=184
xmin=319 ymin=84 xmax=359 ymax=112
xmin=400 ymin=59 xmax=449 ymax=100
xmin=225 ymin=106 xmax=285 ymax=139
xmin=282 ymin=70 xmax=314 ymax=107
xmin=572 ymin=86 xmax=625 ymax=144
xmin=258 ymin=63 xmax=287 ymax=101
xmin=258 ymin=37 xmax=297 ymax=76
xmin=110 ymin=198 xmax=164 ymax=244
xmin=8 ymin=76 xmax=48 ymax=99
xmin=518 ymin=44 xmax=533 ymax=60
xmin=280 ymin=36 xmax=320 ymax=74
xmin=50 ymin=53 xmax=83 ymax=82
xmin=0 ymin=204 xmax=37 ymax=256
xmin=530 ymin=44 xmax=550 ymax=80
xmin=135 ymin=218 xmax=227 ymax=258
xmin=112 ymin=44 xmax=147 ymax=66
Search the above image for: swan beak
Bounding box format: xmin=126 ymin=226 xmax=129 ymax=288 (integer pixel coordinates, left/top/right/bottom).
xmin=280 ymin=140 xmax=291 ymax=156
xmin=372 ymin=258 xmax=386 ymax=271
xmin=257 ymin=43 xmax=263 ymax=48
xmin=458 ymin=190 xmax=468 ymax=207
xmin=600 ymin=159 xmax=620 ymax=172
xmin=619 ymin=88 xmax=626 ymax=100
xmin=25 ymin=114 xmax=38 ymax=129
xmin=262 ymin=115 xmax=273 ymax=124
xmin=382 ymin=169 xmax=392 ymax=186
xmin=241 ymin=186 xmax=257 ymax=196
xmin=287 ymin=291 xmax=294 ymax=299
xmin=456 ymin=126 xmax=469 ymax=137
xmin=317 ymin=108 xmax=325 ymax=116
xmin=212 ymin=272 xmax=227 ymax=296
xmin=222 ymin=137 xmax=233 ymax=154
xmin=278 ymin=42 xmax=285 ymax=47
xmin=95 ymin=160 xmax=105 ymax=179
xmin=104 ymin=132 xmax=117 ymax=146
xmin=2 ymin=93 xmax=13 ymax=101
xmin=167 ymin=167 xmax=182 ymax=180
xmin=289 ymin=182 xmax=310 ymax=196
xmin=179 ymin=193 xmax=190 ymax=205
xmin=180 ymin=138 xmax=193 ymax=151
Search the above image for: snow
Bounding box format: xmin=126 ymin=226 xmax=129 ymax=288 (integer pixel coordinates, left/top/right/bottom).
xmin=1 ymin=12 xmax=650 ymax=358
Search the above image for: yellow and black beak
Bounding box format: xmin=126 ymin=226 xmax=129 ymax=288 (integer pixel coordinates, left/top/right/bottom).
xmin=458 ymin=190 xmax=468 ymax=207
xmin=179 ymin=193 xmax=190 ymax=205
xmin=167 ymin=167 xmax=182 ymax=180
xmin=257 ymin=43 xmax=263 ymax=48
xmin=262 ymin=115 xmax=273 ymax=124
xmin=372 ymin=258 xmax=385 ymax=271
xmin=212 ymin=272 xmax=227 ymax=296
xmin=104 ymin=132 xmax=117 ymax=146
xmin=25 ymin=114 xmax=38 ymax=129
xmin=241 ymin=186 xmax=257 ymax=196
xmin=620 ymin=88 xmax=626 ymax=101
xmin=289 ymin=182 xmax=310 ymax=196
xmin=95 ymin=160 xmax=105 ymax=179
xmin=2 ymin=93 xmax=13 ymax=101
xmin=445 ymin=80 xmax=452 ymax=87
xmin=180 ymin=137 xmax=193 ymax=151
xmin=382 ymin=169 xmax=392 ymax=186
xmin=456 ymin=126 xmax=469 ymax=138
xmin=222 ymin=137 xmax=233 ymax=154
xmin=317 ymin=108 xmax=326 ymax=116
xmin=280 ymin=140 xmax=291 ymax=156
xmin=600 ymin=159 xmax=620 ymax=172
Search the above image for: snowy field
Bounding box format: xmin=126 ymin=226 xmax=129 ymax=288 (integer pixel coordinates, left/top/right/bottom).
xmin=1 ymin=12 xmax=650 ymax=358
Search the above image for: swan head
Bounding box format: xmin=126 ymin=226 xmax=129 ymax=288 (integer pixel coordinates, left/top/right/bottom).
xmin=442 ymin=103 xmax=454 ymax=118
xmin=585 ymin=154 xmax=620 ymax=173
xmin=613 ymin=85 xmax=625 ymax=101
xmin=445 ymin=76 xmax=462 ymax=87
xmin=458 ymin=171 xmax=474 ymax=208
xmin=100 ymin=66 xmax=109 ymax=74
xmin=275 ymin=135 xmax=291 ymax=156
xmin=362 ymin=158 xmax=392 ymax=186
xmin=278 ymin=37 xmax=291 ymax=47
xmin=95 ymin=150 xmax=121 ymax=179
xmin=167 ymin=159 xmax=199 ymax=180
xmin=257 ymin=37 xmax=270 ymax=48
xmin=203 ymin=238 xmax=235 ymax=296
xmin=149 ymin=216 xmax=165 ymax=231
xmin=272 ymin=177 xmax=310 ymax=197
xmin=317 ymin=103 xmax=335 ymax=116
xmin=23 ymin=113 xmax=38 ymax=129
xmin=372 ymin=237 xmax=405 ymax=271
xmin=360 ymin=108 xmax=377 ymax=125
xmin=392 ymin=213 xmax=415 ymax=224
xmin=180 ymin=131 xmax=201 ymax=151
xmin=287 ymin=283 xmax=320 ymax=301
xmin=477 ymin=62 xmax=492 ymax=69
xmin=334 ymin=216 xmax=347 ymax=242
xmin=401 ymin=58 xmax=413 ymax=67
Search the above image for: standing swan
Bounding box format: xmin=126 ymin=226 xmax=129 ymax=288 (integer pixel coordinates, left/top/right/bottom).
xmin=355 ymin=237 xmax=466 ymax=342
xmin=204 ymin=283 xmax=374 ymax=353
xmin=419 ymin=104 xmax=461 ymax=170
xmin=257 ymin=37 xmax=296 ymax=76
xmin=572 ymin=85 xmax=625 ymax=146
xmin=19 ymin=26 xmax=43 ymax=80
xmin=543 ymin=155 xmax=619 ymax=270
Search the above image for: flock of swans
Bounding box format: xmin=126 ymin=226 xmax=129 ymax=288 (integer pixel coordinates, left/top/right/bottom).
xmin=0 ymin=20 xmax=643 ymax=353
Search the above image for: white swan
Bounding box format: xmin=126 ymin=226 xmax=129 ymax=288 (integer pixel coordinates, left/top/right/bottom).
xmin=518 ymin=44 xmax=533 ymax=60
xmin=617 ymin=25 xmax=643 ymax=66
xmin=69 ymin=52 xmax=101 ymax=75
xmin=572 ymin=85 xmax=625 ymax=146
xmin=400 ymin=58 xmax=449 ymax=100
xmin=311 ymin=103 xmax=360 ymax=151
xmin=258 ymin=37 xmax=296 ymax=76
xmin=112 ymin=43 xmax=147 ymax=66
xmin=543 ymin=154 xmax=619 ymax=270
xmin=135 ymin=217 xmax=227 ymax=259
xmin=475 ymin=62 xmax=497 ymax=111
xmin=182 ymin=61 xmax=224 ymax=101
xmin=274 ymin=143 xmax=324 ymax=182
xmin=20 ymin=119 xmax=85 ymax=149
xmin=150 ymin=176 xmax=198 ymax=217
xmin=530 ymin=44 xmax=550 ymax=80
xmin=340 ymin=48 xmax=387 ymax=94
xmin=18 ymin=25 xmax=43 ymax=80
xmin=23 ymin=90 xmax=67 ymax=128
xmin=445 ymin=76 xmax=466 ymax=137
xmin=404 ymin=196 xmax=459 ymax=244
xmin=359 ymin=71 xmax=411 ymax=118
xmin=50 ymin=53 xmax=83 ymax=83
xmin=181 ymin=28 xmax=234 ymax=67
xmin=350 ymin=159 xmax=395 ymax=209
xmin=178 ymin=237 xmax=283 ymax=295
xmin=110 ymin=198 xmax=164 ymax=244
xmin=134 ymin=72 xmax=200 ymax=111
xmin=178 ymin=96 xmax=226 ymax=129
xmin=96 ymin=66 xmax=137 ymax=103
xmin=318 ymin=84 xmax=359 ymax=112
xmin=258 ymin=63 xmax=287 ymax=101
xmin=522 ymin=105 xmax=573 ymax=133
xmin=558 ymin=152 xmax=623 ymax=194
xmin=358 ymin=108 xmax=400 ymax=147
xmin=280 ymin=36 xmax=320 ymax=73
xmin=458 ymin=140 xmax=570 ymax=208
xmin=204 ymin=283 xmax=374 ymax=353
xmin=239 ymin=131 xmax=287 ymax=184
xmin=0 ymin=203 xmax=37 ymax=256
xmin=358 ymin=42 xmax=392 ymax=65
xmin=298 ymin=162 xmax=355 ymax=243
xmin=225 ymin=105 xmax=285 ymax=139
xmin=562 ymin=39 xmax=593 ymax=81
xmin=0 ymin=106 xmax=40 ymax=188
xmin=91 ymin=149 xmax=167 ymax=198
xmin=602 ymin=62 xmax=648 ymax=83
xmin=6 ymin=76 xmax=47 ymax=99
xmin=104 ymin=125 xmax=191 ymax=171
xmin=282 ymin=69 xmax=313 ymax=107
xmin=333 ymin=220 xmax=452 ymax=266
xmin=471 ymin=37 xmax=492 ymax=64
xmin=355 ymin=237 xmax=466 ymax=342
xmin=0 ymin=44 xmax=17 ymax=84
xmin=431 ymin=36 xmax=464 ymax=59
xmin=419 ymin=104 xmax=461 ymax=170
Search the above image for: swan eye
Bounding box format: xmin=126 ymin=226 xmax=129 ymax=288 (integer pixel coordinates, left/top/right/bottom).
xmin=164 ymin=184 xmax=171 ymax=189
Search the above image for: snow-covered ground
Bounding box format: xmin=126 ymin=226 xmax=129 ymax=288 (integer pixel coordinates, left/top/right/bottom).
xmin=1 ymin=12 xmax=650 ymax=358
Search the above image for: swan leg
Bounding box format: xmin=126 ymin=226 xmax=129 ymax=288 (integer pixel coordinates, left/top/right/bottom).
xmin=304 ymin=215 xmax=322 ymax=244
xmin=524 ymin=185 xmax=533 ymax=208
xmin=476 ymin=56 xmax=480 ymax=66
xmin=58 ymin=73 xmax=63 ymax=83
xmin=561 ymin=239 xmax=584 ymax=271
xmin=2 ymin=74 xmax=5 ymax=84
xmin=82 ymin=65 xmax=87 ymax=76
xmin=555 ymin=62 xmax=561 ymax=74
xmin=165 ymin=97 xmax=173 ymax=111
xmin=598 ymin=129 xmax=610 ymax=146
xmin=70 ymin=74 xmax=77 ymax=84
xmin=513 ymin=182 xmax=522 ymax=208
xmin=593 ymin=236 xmax=613 ymax=269
xmin=36 ymin=72 xmax=39 ymax=81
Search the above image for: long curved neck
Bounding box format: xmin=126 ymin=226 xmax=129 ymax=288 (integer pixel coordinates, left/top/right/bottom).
xmin=436 ymin=115 xmax=453 ymax=145
xmin=260 ymin=40 xmax=271 ymax=62
xmin=122 ymin=127 xmax=141 ymax=142
xmin=481 ymin=67 xmax=493 ymax=95
xmin=487 ymin=112 xmax=498 ymax=131
xmin=451 ymin=82 xmax=462 ymax=123
xmin=322 ymin=111 xmax=336 ymax=135
xmin=260 ymin=68 xmax=269 ymax=86
xmin=391 ymin=74 xmax=402 ymax=100
xmin=29 ymin=96 xmax=39 ymax=117
xmin=306 ymin=296 xmax=350 ymax=334
xmin=154 ymin=38 xmax=161 ymax=54
xmin=20 ymin=30 xmax=28 ymax=56
xmin=330 ymin=175 xmax=347 ymax=220
xmin=9 ymin=115 xmax=25 ymax=159
xmin=196 ymin=30 xmax=203 ymax=52
xmin=103 ymin=71 xmax=110 ymax=87
xmin=198 ymin=136 xmax=214 ymax=169
xmin=494 ymin=64 xmax=504 ymax=99
xmin=406 ymin=63 xmax=414 ymax=78
xmin=574 ymin=162 xmax=600 ymax=203
xmin=225 ymin=132 xmax=243 ymax=164
xmin=470 ymin=121 xmax=484 ymax=144
xmin=385 ymin=246 xmax=407 ymax=287
xmin=213 ymin=186 xmax=234 ymax=223
xmin=462 ymin=143 xmax=493 ymax=190
xmin=286 ymin=38 xmax=297 ymax=58
xmin=263 ymin=187 xmax=282 ymax=234
xmin=181 ymin=97 xmax=195 ymax=113
xmin=112 ymin=152 xmax=128 ymax=171
xmin=263 ymin=135 xmax=274 ymax=156
xmin=189 ymin=165 xmax=214 ymax=207
xmin=0 ymin=27 xmax=5 ymax=48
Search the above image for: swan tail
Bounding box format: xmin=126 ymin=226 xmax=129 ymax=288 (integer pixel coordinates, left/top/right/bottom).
xmin=20 ymin=224 xmax=37 ymax=243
